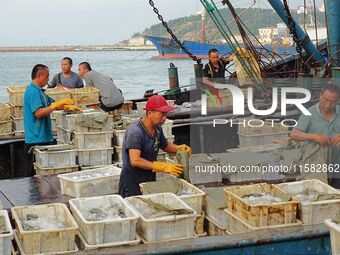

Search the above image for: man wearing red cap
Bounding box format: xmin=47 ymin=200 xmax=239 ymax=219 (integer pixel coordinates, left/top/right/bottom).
xmin=118 ymin=95 xmax=191 ymax=197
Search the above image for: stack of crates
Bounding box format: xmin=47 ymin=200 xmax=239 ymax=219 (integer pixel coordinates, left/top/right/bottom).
xmin=57 ymin=110 xmax=114 ymax=167
xmin=46 ymin=88 xmax=72 ymax=134
xmin=70 ymin=87 xmax=100 ymax=108
xmin=33 ymin=144 xmax=78 ymax=176
xmin=7 ymin=85 xmax=26 ymax=137
xmin=0 ymin=103 xmax=12 ymax=137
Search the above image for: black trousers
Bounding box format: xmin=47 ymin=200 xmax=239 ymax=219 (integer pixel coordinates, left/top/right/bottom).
xmin=99 ymin=97 xmax=124 ymax=112
xmin=24 ymin=140 xmax=56 ymax=177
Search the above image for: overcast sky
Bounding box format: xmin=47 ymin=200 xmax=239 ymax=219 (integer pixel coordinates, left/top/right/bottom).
xmin=0 ymin=0 xmax=324 ymax=46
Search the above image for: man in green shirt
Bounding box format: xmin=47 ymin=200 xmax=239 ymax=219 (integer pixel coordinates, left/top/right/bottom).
xmin=290 ymin=84 xmax=340 ymax=187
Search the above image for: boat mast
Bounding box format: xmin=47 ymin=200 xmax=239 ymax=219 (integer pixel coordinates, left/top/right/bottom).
xmin=201 ymin=8 xmax=206 ymax=43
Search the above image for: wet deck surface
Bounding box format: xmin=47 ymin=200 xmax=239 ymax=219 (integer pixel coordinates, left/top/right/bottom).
xmin=0 ymin=175 xmax=71 ymax=210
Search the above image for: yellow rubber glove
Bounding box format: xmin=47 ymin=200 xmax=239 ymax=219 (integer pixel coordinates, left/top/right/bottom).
xmin=152 ymin=161 xmax=183 ymax=177
xmin=177 ymin=144 xmax=191 ymax=157
xmin=50 ymin=99 xmax=74 ymax=110
xmin=63 ymin=105 xmax=83 ymax=112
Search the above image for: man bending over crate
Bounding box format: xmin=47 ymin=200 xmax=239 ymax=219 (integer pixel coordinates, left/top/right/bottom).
xmin=23 ymin=64 xmax=81 ymax=176
xmin=290 ymin=83 xmax=340 ymax=187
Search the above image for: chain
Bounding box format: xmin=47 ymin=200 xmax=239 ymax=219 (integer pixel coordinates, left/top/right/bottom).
xmin=283 ymin=0 xmax=305 ymax=70
xmin=148 ymin=0 xmax=202 ymax=64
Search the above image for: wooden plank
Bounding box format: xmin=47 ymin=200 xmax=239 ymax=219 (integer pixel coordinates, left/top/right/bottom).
xmin=0 ymin=176 xmax=70 ymax=207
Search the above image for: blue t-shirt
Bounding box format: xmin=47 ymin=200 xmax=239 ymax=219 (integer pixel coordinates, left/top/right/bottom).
xmin=119 ymin=119 xmax=168 ymax=197
xmin=24 ymin=83 xmax=54 ymax=144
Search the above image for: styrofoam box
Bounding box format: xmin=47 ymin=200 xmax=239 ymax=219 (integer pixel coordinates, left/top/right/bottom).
xmin=203 ymin=188 xmax=229 ymax=229
xmin=112 ymin=129 xmax=126 ymax=147
xmin=125 ymin=193 xmax=197 ymax=242
xmin=325 ymin=219 xmax=340 ymax=255
xmin=58 ymin=165 xmax=121 ymax=198
xmin=34 ymin=145 xmax=77 ymax=168
xmin=278 ymin=179 xmax=340 ymax=224
xmin=61 ymin=110 xmax=111 ymax=132
xmin=140 ymin=179 xmax=205 ymax=214
xmin=11 ymin=203 xmax=78 ymax=254
xmin=0 ymin=210 xmax=13 ymax=255
xmin=69 ymin=195 xmax=139 ymax=245
xmin=238 ymin=132 xmax=289 ymax=147
xmin=77 ymin=148 xmax=113 ymax=167
xmin=162 ymin=119 xmax=173 ymax=138
xmin=11 ymin=116 xmax=24 ymax=131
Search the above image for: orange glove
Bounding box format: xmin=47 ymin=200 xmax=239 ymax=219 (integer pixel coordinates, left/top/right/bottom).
xmin=152 ymin=162 xmax=183 ymax=177
xmin=63 ymin=105 xmax=83 ymax=112
xmin=177 ymin=144 xmax=191 ymax=157
xmin=50 ymin=99 xmax=74 ymax=110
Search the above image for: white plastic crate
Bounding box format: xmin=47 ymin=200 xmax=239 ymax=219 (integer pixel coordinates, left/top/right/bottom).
xmin=162 ymin=119 xmax=173 ymax=138
xmin=71 ymin=131 xmax=113 ymax=149
xmin=113 ymin=146 xmax=123 ymax=163
xmin=112 ymin=129 xmax=126 ymax=147
xmin=238 ymin=132 xmax=289 ymax=147
xmin=11 ymin=116 xmax=24 ymax=131
xmin=203 ymin=187 xmax=229 ymax=229
xmin=278 ymin=180 xmax=340 ymax=224
xmin=125 ymin=193 xmax=196 ymax=242
xmin=325 ymin=219 xmax=340 ymax=255
xmin=11 ymin=203 xmax=78 ymax=254
xmin=140 ymin=179 xmax=205 ymax=214
xmin=0 ymin=210 xmax=13 ymax=255
xmin=77 ymin=148 xmax=113 ymax=167
xmin=33 ymin=145 xmax=77 ymax=168
xmin=34 ymin=163 xmax=78 ymax=176
xmin=58 ymin=165 xmax=121 ymax=198
xmin=61 ymin=110 xmax=111 ymax=132
xmin=69 ymin=195 xmax=139 ymax=245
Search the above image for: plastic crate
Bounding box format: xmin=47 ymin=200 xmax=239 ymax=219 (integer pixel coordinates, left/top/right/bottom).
xmin=0 ymin=121 xmax=12 ymax=135
xmin=0 ymin=103 xmax=11 ymax=122
xmin=205 ymin=216 xmax=229 ymax=236
xmin=33 ymin=145 xmax=77 ymax=168
xmin=77 ymin=147 xmax=113 ymax=167
xmin=224 ymin=183 xmax=299 ymax=227
xmin=125 ymin=193 xmax=196 ymax=242
xmin=58 ymin=165 xmax=121 ymax=198
xmin=116 ymin=101 xmax=133 ymax=115
xmin=112 ymin=129 xmax=126 ymax=147
xmin=11 ymin=203 xmax=78 ymax=254
xmin=140 ymin=179 xmax=205 ymax=214
xmin=9 ymin=102 xmax=24 ymax=118
xmin=278 ymin=180 xmax=340 ymax=224
xmin=60 ymin=111 xmax=111 ymax=132
xmin=7 ymin=85 xmax=26 ymax=106
xmin=70 ymin=87 xmax=100 ymax=106
xmin=238 ymin=132 xmax=289 ymax=147
xmin=113 ymin=146 xmax=123 ymax=163
xmin=203 ymin=187 xmax=229 ymax=229
xmin=45 ymin=88 xmax=71 ymax=102
xmin=162 ymin=119 xmax=173 ymax=138
xmin=325 ymin=219 xmax=340 ymax=255
xmin=69 ymin=195 xmax=138 ymax=245
xmin=224 ymin=208 xmax=302 ymax=234
xmin=34 ymin=163 xmax=78 ymax=176
xmin=11 ymin=116 xmax=24 ymax=131
xmin=73 ymin=131 xmax=113 ymax=149
xmin=0 ymin=210 xmax=14 ymax=255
